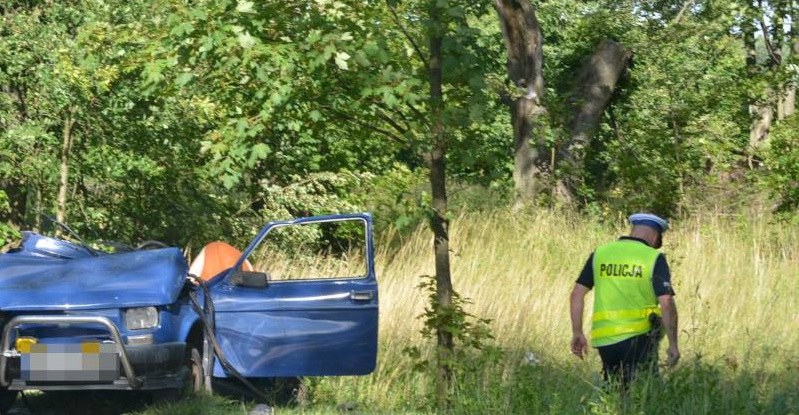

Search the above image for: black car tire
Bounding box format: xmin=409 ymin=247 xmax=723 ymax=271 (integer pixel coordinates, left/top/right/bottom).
xmin=150 ymin=346 xmax=204 ymax=403
xmin=186 ymin=347 xmax=204 ymax=394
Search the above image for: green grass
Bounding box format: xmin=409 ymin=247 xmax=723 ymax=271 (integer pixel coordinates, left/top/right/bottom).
xmin=129 ymin=394 xmax=250 ymax=415
xmin=155 ymin=208 xmax=799 ymax=414
xmin=15 ymin=208 xmax=799 ymax=414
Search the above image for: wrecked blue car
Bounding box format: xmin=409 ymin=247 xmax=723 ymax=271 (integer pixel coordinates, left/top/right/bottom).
xmin=0 ymin=213 xmax=378 ymax=412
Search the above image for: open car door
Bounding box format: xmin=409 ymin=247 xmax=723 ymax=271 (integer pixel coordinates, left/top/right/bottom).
xmin=208 ymin=213 xmax=378 ymax=377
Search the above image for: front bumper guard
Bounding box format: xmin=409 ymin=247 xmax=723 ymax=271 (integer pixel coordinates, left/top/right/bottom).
xmin=0 ymin=315 xmax=142 ymax=389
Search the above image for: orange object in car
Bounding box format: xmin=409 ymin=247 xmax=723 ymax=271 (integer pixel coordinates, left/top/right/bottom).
xmin=188 ymin=241 xmax=253 ymax=281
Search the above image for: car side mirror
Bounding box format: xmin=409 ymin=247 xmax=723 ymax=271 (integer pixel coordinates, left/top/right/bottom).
xmin=231 ymin=270 xmax=269 ymax=288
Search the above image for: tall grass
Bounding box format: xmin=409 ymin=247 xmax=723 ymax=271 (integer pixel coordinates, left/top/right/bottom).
xmin=139 ymin=208 xmax=799 ymax=414
xmin=305 ymin=209 xmax=799 ymax=414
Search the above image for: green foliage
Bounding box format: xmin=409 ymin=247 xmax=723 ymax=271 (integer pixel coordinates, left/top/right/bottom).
xmin=256 ymin=171 xmax=371 ymax=221
xmin=403 ymin=274 xmax=502 ymax=409
xmin=764 ymin=114 xmax=799 ymax=216
xmin=535 ymin=1 xmax=752 ymax=216
xmin=0 ymin=191 xmax=19 ymax=247
xmin=0 ymin=0 xmax=791 ymax=249
xmin=417 ymin=274 xmax=499 ymax=360
xmin=246 ymin=172 xmax=373 ymax=255
xmin=354 ymin=164 xmax=429 ymax=233
xmin=143 ymin=0 xmax=408 ymax=188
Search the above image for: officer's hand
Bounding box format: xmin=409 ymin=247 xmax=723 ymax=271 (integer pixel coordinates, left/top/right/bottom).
xmin=570 ymin=333 xmax=588 ymax=359
xmin=666 ymin=344 xmax=680 ymax=367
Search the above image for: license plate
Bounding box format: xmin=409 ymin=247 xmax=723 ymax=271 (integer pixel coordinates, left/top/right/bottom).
xmin=21 ymin=343 xmax=119 ymax=382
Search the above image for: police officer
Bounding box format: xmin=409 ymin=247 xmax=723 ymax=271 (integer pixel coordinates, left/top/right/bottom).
xmin=569 ymin=213 xmax=680 ymax=386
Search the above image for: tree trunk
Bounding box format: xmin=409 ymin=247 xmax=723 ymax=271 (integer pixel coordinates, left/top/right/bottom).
xmin=427 ymin=2 xmax=453 ymax=410
xmin=748 ymin=98 xmax=774 ymax=167
xmin=744 ymin=10 xmax=772 ymax=166
xmin=55 ymin=107 xmax=76 ymax=236
xmin=494 ymin=0 xmax=548 ymax=207
xmin=783 ymin=87 xmax=795 ymax=118
xmin=33 ymin=184 xmax=41 ymax=232
xmin=782 ymin=2 xmax=798 ymax=117
xmin=558 ymin=39 xmax=631 ymax=200
xmin=773 ymin=0 xmax=791 ymax=120
xmin=749 ymin=98 xmax=773 ymax=164
xmin=429 ymin=145 xmax=453 ymax=411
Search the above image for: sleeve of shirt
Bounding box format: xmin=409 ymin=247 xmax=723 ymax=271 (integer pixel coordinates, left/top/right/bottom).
xmin=575 ymin=253 xmax=594 ymax=289
xmin=652 ymin=254 xmax=675 ymax=296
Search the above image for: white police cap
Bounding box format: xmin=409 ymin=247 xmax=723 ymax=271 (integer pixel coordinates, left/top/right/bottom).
xmin=629 ymin=213 xmax=669 ymax=233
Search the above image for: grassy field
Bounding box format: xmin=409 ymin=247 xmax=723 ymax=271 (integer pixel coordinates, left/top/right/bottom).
xmin=141 ymin=208 xmax=798 ymax=414
xmin=19 ymin=208 xmax=797 ymax=414
xmin=319 ymin=208 xmax=798 ymax=414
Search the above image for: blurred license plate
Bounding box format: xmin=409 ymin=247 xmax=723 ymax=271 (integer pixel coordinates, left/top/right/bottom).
xmin=21 ymin=343 xmax=119 ymax=382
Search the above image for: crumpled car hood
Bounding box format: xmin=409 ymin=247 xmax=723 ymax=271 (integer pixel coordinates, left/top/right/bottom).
xmin=0 ymin=237 xmax=187 ymax=311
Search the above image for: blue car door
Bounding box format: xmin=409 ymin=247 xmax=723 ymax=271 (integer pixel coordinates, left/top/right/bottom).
xmin=208 ymin=213 xmax=378 ymax=377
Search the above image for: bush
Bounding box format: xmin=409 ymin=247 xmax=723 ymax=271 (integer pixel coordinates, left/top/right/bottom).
xmin=0 ymin=191 xmax=19 ymax=249
xmin=764 ymin=114 xmax=799 ymax=217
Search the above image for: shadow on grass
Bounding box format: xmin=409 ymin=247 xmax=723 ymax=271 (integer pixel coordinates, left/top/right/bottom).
xmin=6 ymin=390 xmax=255 ymax=415
xmin=8 ymin=390 xmax=155 ymax=415
xmin=4 ymin=377 xmax=305 ymax=415
xmin=623 ymin=357 xmax=799 ymax=415
xmin=518 ymin=356 xmax=799 ymax=415
xmin=447 ymin=348 xmax=799 ymax=415
xmin=5 ymin=356 xmax=797 ymax=414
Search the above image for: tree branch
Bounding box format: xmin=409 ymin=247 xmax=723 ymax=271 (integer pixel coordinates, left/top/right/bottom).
xmin=374 ymin=107 xmax=409 ymax=135
xmin=375 ymin=99 xmax=428 ymax=131
xmin=373 ymin=101 xmax=414 ymax=131
xmin=672 ymin=0 xmax=693 ymax=24
xmin=386 ymin=0 xmax=428 ymax=63
xmin=406 ymin=102 xmax=426 ymax=121
xmin=758 ymin=13 xmax=781 ymax=65
xmin=331 ymin=110 xmax=408 ymax=147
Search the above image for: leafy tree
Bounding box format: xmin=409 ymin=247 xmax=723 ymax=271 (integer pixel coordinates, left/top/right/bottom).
xmin=515 ymin=0 xmax=754 ymax=215
xmin=1 ymin=0 xmax=245 ymax=248
xmin=2 ymin=0 xmax=793 ymax=250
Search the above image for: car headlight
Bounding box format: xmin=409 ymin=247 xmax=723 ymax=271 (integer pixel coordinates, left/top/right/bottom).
xmin=123 ymin=307 xmax=159 ymax=330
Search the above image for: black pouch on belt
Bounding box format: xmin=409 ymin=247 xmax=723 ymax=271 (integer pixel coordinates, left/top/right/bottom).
xmin=648 ymin=313 xmax=665 ymax=342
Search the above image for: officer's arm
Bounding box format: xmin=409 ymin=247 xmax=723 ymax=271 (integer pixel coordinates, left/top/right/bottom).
xmin=570 ymin=284 xmax=590 ymax=333
xmin=658 ymin=294 xmax=680 ymax=365
xmin=569 ymin=283 xmax=590 ymax=358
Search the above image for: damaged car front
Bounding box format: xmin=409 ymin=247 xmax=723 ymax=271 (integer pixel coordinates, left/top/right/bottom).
xmin=0 ymin=213 xmax=380 ymax=414
xmin=0 ymin=232 xmax=198 ymax=412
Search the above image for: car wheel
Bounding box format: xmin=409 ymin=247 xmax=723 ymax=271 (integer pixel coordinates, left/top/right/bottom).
xmin=151 ymin=346 xmax=204 ymax=403
xmin=186 ymin=347 xmax=204 ymax=394
xmin=0 ymin=390 xmax=17 ymax=415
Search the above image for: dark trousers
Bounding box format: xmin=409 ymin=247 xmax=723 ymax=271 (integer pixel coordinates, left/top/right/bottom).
xmin=597 ymin=332 xmax=658 ymax=387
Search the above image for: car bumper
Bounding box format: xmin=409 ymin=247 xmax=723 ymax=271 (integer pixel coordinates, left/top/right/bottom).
xmin=0 ymin=315 xmax=187 ymax=391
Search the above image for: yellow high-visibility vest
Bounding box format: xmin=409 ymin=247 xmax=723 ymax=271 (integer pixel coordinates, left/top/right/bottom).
xmin=590 ymin=239 xmax=662 ymax=347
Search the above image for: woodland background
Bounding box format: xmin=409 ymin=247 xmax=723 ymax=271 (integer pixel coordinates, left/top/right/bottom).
xmin=1 ymin=1 xmax=799 ymax=414
xmin=4 ymin=0 xmax=799 ymax=248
